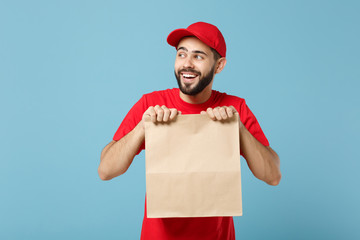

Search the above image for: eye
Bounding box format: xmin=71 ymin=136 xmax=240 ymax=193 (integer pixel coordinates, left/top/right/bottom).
xmin=177 ymin=52 xmax=186 ymax=58
xmin=194 ymin=55 xmax=204 ymax=60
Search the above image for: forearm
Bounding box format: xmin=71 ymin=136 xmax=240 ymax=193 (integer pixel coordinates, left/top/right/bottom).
xmin=200 ymin=106 xmax=281 ymax=185
xmin=98 ymin=122 xmax=145 ymax=180
xmin=98 ymin=106 xmax=180 ymax=181
xmin=240 ymin=126 xmax=281 ymax=185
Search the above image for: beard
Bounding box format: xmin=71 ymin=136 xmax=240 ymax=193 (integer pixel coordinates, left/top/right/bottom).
xmin=175 ymin=65 xmax=216 ymax=96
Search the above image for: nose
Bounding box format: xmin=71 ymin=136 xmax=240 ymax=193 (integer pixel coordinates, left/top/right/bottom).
xmin=183 ymin=56 xmax=194 ymax=69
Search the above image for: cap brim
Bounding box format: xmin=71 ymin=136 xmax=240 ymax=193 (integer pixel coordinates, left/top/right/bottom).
xmin=167 ymin=29 xmax=196 ymax=47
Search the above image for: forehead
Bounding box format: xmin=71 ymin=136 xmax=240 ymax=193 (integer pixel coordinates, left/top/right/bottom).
xmin=177 ymin=37 xmax=212 ymax=54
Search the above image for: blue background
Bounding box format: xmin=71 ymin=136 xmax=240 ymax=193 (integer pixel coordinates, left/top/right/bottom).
xmin=1 ymin=0 xmax=359 ymax=239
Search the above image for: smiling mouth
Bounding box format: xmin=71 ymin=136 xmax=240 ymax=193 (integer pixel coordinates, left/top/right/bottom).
xmin=179 ymin=70 xmax=200 ymax=83
xmin=182 ymin=73 xmax=198 ymax=79
xmin=181 ymin=73 xmax=198 ymax=84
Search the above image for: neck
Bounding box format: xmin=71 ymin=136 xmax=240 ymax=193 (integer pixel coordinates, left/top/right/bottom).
xmin=179 ymin=84 xmax=213 ymax=104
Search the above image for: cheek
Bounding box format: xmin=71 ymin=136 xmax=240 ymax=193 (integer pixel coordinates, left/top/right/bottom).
xmin=174 ymin=58 xmax=179 ymax=67
xmin=203 ymin=62 xmax=215 ymax=73
xmin=174 ymin=61 xmax=182 ymax=72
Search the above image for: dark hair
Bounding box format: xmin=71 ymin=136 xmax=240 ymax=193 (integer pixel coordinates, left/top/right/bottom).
xmin=210 ymin=48 xmax=222 ymax=61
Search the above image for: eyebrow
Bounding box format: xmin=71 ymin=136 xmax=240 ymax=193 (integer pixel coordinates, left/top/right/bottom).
xmin=177 ymin=47 xmax=208 ymax=56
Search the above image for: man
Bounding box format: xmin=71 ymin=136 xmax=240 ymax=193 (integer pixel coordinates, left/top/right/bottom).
xmin=98 ymin=22 xmax=281 ymax=240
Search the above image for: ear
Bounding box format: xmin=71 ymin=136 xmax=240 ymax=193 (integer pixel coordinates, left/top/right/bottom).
xmin=214 ymin=57 xmax=227 ymax=74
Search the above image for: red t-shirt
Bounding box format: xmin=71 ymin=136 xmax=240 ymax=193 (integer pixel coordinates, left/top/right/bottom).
xmin=113 ymin=88 xmax=269 ymax=240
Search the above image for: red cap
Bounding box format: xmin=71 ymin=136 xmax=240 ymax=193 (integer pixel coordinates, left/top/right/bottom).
xmin=167 ymin=22 xmax=226 ymax=57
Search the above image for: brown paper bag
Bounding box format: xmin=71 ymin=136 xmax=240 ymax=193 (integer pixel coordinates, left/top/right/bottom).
xmin=144 ymin=113 xmax=242 ymax=218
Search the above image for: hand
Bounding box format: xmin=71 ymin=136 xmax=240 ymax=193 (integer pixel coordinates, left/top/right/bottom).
xmin=201 ymin=106 xmax=245 ymax=130
xmin=142 ymin=105 xmax=181 ymax=123
xmin=200 ymin=106 xmax=237 ymax=120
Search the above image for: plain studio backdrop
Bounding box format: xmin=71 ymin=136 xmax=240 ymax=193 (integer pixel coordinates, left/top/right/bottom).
xmin=1 ymin=0 xmax=359 ymax=239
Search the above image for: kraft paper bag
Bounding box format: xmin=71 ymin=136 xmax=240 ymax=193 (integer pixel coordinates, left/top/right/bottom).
xmin=144 ymin=113 xmax=242 ymax=218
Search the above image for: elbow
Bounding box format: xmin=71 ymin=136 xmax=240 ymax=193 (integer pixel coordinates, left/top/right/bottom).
xmin=267 ymin=151 xmax=281 ymax=186
xmin=97 ymin=164 xmax=127 ymax=181
xmin=98 ymin=164 xmax=118 ymax=181
xmin=98 ymin=167 xmax=113 ymax=181
xmin=267 ymin=172 xmax=282 ymax=186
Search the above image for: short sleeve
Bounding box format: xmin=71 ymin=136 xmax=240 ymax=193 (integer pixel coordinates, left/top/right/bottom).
xmin=112 ymin=95 xmax=147 ymax=154
xmin=239 ymin=100 xmax=269 ymax=147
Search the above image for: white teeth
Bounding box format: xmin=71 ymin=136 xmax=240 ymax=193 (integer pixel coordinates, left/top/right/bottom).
xmin=183 ymin=74 xmax=196 ymax=78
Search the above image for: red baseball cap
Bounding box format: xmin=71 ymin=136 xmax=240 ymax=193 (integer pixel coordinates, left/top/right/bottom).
xmin=167 ymin=22 xmax=226 ymax=57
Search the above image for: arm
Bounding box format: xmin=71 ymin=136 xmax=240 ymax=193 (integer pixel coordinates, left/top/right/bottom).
xmin=98 ymin=122 xmax=145 ymax=180
xmin=98 ymin=105 xmax=180 ymax=181
xmin=201 ymin=106 xmax=281 ymax=186
xmin=239 ymin=124 xmax=281 ymax=185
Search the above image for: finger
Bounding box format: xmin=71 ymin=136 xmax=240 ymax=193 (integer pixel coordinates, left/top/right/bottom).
xmin=226 ymin=107 xmax=234 ymax=118
xmin=154 ymin=105 xmax=164 ymax=122
xmin=228 ymin=105 xmax=243 ymax=127
xmin=150 ymin=105 xmax=164 ymax=122
xmin=206 ymin=108 xmax=216 ymax=120
xmin=169 ymin=108 xmax=178 ymax=120
xmin=161 ymin=105 xmax=171 ymax=122
xmin=200 ymin=111 xmax=206 ymax=115
xmin=219 ymin=107 xmax=227 ymax=119
xmin=146 ymin=106 xmax=156 ymax=123
xmin=213 ymin=107 xmax=222 ymax=120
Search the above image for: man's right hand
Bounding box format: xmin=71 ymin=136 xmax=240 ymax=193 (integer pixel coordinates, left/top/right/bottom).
xmin=99 ymin=105 xmax=180 ymax=180
xmin=142 ymin=105 xmax=181 ymax=125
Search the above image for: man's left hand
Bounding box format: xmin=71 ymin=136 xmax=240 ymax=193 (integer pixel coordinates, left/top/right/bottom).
xmin=201 ymin=106 xmax=238 ymax=121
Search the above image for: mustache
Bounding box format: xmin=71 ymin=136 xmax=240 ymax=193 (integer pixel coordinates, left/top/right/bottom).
xmin=178 ymin=68 xmax=201 ymax=76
